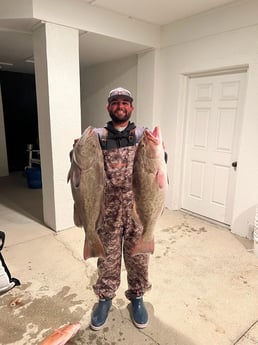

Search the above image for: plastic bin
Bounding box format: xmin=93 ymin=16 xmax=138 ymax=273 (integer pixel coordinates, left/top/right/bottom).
xmin=25 ymin=167 xmax=42 ymax=189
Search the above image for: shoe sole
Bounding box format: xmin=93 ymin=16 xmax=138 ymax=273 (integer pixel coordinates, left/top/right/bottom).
xmin=132 ymin=319 xmax=148 ymax=329
xmin=0 ymin=282 xmax=15 ymax=294
xmin=90 ymin=320 xmax=107 ymax=331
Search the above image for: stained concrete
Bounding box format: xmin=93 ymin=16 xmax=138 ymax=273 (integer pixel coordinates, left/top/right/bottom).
xmin=0 ymin=172 xmax=258 ymax=345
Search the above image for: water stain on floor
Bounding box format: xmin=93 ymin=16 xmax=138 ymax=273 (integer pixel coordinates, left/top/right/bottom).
xmin=0 ymin=284 xmax=85 ymax=344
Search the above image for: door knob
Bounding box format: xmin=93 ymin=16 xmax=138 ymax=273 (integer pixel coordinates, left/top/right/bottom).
xmin=232 ymin=161 xmax=237 ymax=168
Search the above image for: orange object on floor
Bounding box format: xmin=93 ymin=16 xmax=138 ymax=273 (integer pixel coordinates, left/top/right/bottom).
xmin=39 ymin=322 xmax=81 ymax=345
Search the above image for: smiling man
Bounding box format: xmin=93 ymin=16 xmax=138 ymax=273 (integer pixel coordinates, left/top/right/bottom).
xmin=90 ymin=87 xmax=151 ymax=330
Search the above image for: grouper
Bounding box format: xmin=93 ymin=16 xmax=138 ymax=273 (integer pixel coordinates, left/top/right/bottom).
xmin=132 ymin=126 xmax=168 ymax=255
xmin=67 ymin=126 xmax=106 ymax=260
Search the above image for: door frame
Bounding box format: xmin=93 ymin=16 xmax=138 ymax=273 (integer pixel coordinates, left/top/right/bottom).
xmin=172 ymin=64 xmax=248 ymax=226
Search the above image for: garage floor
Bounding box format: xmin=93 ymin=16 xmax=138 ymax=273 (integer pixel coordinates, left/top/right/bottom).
xmin=0 ymin=172 xmax=258 ymax=345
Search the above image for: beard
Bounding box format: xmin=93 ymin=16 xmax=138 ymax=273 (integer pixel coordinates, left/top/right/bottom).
xmin=109 ymin=111 xmax=131 ymax=124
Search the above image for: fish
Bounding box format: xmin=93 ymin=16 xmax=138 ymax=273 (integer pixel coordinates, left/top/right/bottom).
xmin=67 ymin=126 xmax=106 ymax=260
xmin=39 ymin=322 xmax=81 ymax=345
xmin=132 ymin=126 xmax=168 ymax=255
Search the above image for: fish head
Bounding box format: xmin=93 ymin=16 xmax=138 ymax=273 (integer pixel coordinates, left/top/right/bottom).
xmin=73 ymin=127 xmax=101 ymax=170
xmin=146 ymin=126 xmax=161 ymax=144
xmin=135 ymin=126 xmax=167 ymax=189
xmin=139 ymin=126 xmax=164 ymax=159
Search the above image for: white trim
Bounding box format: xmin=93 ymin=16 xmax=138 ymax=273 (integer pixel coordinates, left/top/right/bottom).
xmin=183 ymin=64 xmax=249 ymax=78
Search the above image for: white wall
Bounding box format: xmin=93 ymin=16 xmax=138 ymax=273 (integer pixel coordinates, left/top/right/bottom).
xmin=80 ymin=56 xmax=138 ymax=130
xmin=159 ymin=0 xmax=258 ymax=236
xmin=136 ymin=49 xmax=162 ymax=130
xmin=0 ymin=0 xmax=33 ymax=18
xmin=80 ymin=49 xmax=162 ymax=132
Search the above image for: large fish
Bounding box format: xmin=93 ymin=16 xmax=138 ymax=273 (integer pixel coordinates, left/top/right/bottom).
xmin=68 ymin=126 xmax=106 ymax=260
xmin=132 ymin=126 xmax=168 ymax=255
xmin=39 ymin=322 xmax=81 ymax=345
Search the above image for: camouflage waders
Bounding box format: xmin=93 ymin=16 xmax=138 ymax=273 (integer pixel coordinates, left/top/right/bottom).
xmin=93 ymin=146 xmax=152 ymax=300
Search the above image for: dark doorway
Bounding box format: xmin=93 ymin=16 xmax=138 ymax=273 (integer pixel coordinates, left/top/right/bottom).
xmin=0 ymin=71 xmax=38 ymax=172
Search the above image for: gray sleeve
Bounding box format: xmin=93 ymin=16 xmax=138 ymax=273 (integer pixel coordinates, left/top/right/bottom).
xmin=135 ymin=127 xmax=146 ymax=143
xmin=93 ymin=127 xmax=105 ymax=138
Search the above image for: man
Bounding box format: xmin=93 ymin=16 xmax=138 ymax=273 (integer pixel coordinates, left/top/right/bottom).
xmin=90 ymin=87 xmax=151 ymax=330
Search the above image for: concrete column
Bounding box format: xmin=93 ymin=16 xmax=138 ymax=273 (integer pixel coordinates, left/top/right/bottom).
xmin=33 ymin=22 xmax=81 ymax=231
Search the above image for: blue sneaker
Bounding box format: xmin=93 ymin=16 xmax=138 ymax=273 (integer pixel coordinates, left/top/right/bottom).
xmin=131 ymin=296 xmax=148 ymax=328
xmin=90 ymin=298 xmax=112 ymax=330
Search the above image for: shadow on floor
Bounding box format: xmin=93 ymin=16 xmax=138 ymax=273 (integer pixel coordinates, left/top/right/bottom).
xmin=0 ymin=171 xmax=43 ymax=225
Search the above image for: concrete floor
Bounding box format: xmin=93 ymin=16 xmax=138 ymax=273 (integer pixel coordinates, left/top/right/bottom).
xmin=0 ymin=172 xmax=258 ymax=345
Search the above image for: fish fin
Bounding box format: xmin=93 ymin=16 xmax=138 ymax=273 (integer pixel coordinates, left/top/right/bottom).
xmin=131 ymin=238 xmax=155 ymax=256
xmin=132 ymin=203 xmax=142 ymax=226
xmin=67 ymin=168 xmax=71 ymax=183
xmin=73 ymin=204 xmax=82 ymax=227
xmin=83 ymin=236 xmax=106 ymax=260
xmin=156 ymin=169 xmax=167 ymax=189
xmin=69 ymin=165 xmax=81 ymax=188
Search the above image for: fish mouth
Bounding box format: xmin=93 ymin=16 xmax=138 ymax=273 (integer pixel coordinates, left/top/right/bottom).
xmin=145 ymin=127 xmax=161 ymax=144
xmin=78 ymin=126 xmax=95 ymax=145
xmin=83 ymin=126 xmax=95 ymax=137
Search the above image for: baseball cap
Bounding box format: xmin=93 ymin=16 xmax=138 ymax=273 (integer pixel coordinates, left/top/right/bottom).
xmin=108 ymin=87 xmax=133 ymax=103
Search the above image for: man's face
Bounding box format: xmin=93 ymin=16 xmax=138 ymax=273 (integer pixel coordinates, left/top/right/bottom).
xmin=107 ymin=97 xmax=134 ymax=124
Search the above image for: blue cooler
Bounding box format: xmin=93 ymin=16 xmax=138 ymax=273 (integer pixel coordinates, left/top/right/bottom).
xmin=25 ymin=167 xmax=42 ymax=189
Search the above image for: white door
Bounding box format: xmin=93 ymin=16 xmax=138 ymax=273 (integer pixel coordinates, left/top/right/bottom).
xmin=181 ymin=72 xmax=246 ymax=225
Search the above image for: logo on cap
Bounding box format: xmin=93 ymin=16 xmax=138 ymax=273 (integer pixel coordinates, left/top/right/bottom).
xmin=108 ymin=87 xmax=133 ymax=102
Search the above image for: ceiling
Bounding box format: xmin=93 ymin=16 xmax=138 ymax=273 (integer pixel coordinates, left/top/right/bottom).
xmin=0 ymin=0 xmax=238 ymax=74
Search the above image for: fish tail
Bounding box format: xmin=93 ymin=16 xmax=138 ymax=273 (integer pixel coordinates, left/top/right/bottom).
xmin=131 ymin=238 xmax=155 ymax=256
xmin=83 ymin=236 xmax=106 ymax=260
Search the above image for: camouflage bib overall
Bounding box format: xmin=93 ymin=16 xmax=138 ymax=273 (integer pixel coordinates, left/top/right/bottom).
xmin=93 ymin=127 xmax=152 ymax=300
